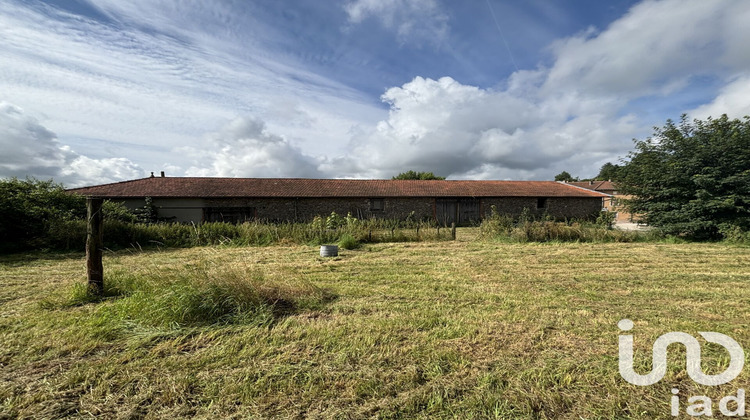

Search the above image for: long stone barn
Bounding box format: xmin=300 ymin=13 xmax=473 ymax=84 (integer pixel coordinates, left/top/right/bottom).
xmin=68 ymin=176 xmax=609 ymax=226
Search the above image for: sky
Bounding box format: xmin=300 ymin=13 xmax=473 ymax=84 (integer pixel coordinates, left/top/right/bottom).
xmin=2 ymin=0 xmax=750 ymax=187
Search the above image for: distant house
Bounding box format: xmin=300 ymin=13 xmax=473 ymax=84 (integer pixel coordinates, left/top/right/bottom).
xmin=68 ymin=175 xmax=608 ymax=226
xmin=568 ymin=180 xmax=633 ymax=223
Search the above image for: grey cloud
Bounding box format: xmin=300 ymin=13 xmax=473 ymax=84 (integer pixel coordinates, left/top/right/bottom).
xmin=0 ymin=102 xmax=144 ymax=186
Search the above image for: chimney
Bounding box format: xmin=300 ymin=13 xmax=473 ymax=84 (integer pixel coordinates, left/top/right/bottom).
xmin=150 ymin=172 xmax=154 ymax=178
xmin=589 ymin=180 xmax=594 ymax=185
xmin=160 ymin=171 xmax=165 ymax=177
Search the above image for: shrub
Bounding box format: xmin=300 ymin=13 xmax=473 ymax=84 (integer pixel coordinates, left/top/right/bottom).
xmin=479 ymin=209 xmax=641 ymax=243
xmin=0 ymin=178 xmax=84 ymax=252
xmin=338 ymin=233 xmax=360 ymax=250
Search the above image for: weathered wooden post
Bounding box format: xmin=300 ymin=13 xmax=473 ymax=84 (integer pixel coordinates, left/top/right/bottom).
xmin=86 ymin=197 xmax=104 ymax=294
xmin=451 ymin=222 xmax=456 ymax=240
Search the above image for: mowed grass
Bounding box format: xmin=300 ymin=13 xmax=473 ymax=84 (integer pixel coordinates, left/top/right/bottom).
xmin=1 ymin=230 xmax=750 ymax=419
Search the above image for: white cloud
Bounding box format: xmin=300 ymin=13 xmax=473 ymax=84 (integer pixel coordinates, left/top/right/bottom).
xmin=0 ymin=0 xmax=383 ymax=171
xmin=344 ymin=0 xmax=449 ymax=46
xmin=183 ymin=117 xmax=323 ymax=178
xmin=3 ymin=0 xmax=750 ymax=185
xmin=334 ymin=0 xmax=750 ymax=180
xmin=543 ymin=0 xmax=750 ymax=98
xmin=690 ymin=75 xmax=750 ymax=120
xmin=337 ymin=76 xmax=640 ymax=180
xmin=0 ymin=102 xmax=143 ymax=187
xmin=60 ymin=156 xmax=145 ymax=186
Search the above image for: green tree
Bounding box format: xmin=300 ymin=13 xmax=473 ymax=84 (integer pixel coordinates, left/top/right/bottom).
xmin=0 ymin=178 xmax=85 ymax=251
xmin=554 ymin=171 xmax=577 ymax=182
xmin=595 ymin=162 xmax=622 ymax=181
xmin=618 ymin=114 xmax=750 ymax=239
xmin=0 ymin=177 xmax=139 ymax=252
xmin=392 ymin=170 xmax=445 ymax=180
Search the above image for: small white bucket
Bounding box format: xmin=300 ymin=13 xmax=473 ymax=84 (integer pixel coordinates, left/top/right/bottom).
xmin=320 ymin=245 xmax=339 ymax=257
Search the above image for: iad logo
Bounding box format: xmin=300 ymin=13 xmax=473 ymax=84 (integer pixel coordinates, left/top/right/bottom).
xmin=618 ymin=319 xmax=746 ymax=417
xmin=618 ymin=319 xmax=744 ymax=386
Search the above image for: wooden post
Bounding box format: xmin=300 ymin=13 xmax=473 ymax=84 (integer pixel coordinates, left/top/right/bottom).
xmin=451 ymin=222 xmax=456 ymax=240
xmin=86 ymin=197 xmax=104 ymax=294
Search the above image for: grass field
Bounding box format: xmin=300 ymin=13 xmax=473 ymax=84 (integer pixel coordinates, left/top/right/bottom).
xmin=2 ymin=229 xmax=750 ymax=419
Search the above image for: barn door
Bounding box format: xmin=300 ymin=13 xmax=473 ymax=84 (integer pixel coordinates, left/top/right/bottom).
xmin=457 ymin=199 xmax=479 ymax=225
xmin=435 ymin=199 xmax=457 ymax=226
xmin=435 ymin=199 xmax=479 ymax=226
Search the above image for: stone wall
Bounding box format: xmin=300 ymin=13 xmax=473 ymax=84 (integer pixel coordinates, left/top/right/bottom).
xmin=204 ymin=197 xmax=435 ymax=222
xmin=482 ymin=197 xmax=602 ymax=220
xmin=115 ymin=196 xmax=603 ymax=223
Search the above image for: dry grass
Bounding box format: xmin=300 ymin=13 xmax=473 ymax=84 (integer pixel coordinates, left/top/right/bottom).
xmin=1 ymin=229 xmax=750 ymax=418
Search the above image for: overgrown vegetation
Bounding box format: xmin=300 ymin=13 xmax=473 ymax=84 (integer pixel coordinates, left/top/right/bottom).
xmin=0 ymin=178 xmax=135 ymax=252
xmin=44 ymin=215 xmax=453 ymax=251
xmin=618 ymin=114 xmax=750 ymax=240
xmin=63 ymin=253 xmax=333 ymax=328
xmin=2 ymin=240 xmax=749 ymax=418
xmin=0 ymin=177 xmax=457 ymax=253
xmin=478 ymin=205 xmax=653 ymax=243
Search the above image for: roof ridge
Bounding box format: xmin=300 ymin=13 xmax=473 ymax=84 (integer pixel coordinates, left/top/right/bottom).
xmin=66 ymin=177 xmax=608 ymax=198
xmin=558 ymin=181 xmax=611 ymax=196
xmin=66 ymin=176 xmax=155 ymax=192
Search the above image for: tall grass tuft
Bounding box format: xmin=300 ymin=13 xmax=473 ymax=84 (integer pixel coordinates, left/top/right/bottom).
xmin=64 ymin=254 xmax=334 ymax=328
xmin=338 ymin=233 xmax=360 ymax=250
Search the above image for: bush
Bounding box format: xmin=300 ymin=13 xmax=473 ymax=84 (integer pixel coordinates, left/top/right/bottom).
xmin=479 ymin=207 xmax=640 ymax=243
xmin=338 ymin=233 xmax=360 ymax=250
xmin=0 ymin=178 xmax=85 ymax=252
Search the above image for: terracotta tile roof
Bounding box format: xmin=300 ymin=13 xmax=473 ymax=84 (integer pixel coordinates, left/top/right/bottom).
xmin=568 ymin=181 xmax=616 ymax=192
xmin=67 ymin=177 xmax=609 ymax=198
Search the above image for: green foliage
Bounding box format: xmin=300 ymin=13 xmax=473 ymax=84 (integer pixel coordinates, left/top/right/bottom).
xmin=325 ymin=211 xmax=345 ymax=230
xmin=42 ymin=217 xmax=453 ymax=252
xmin=0 ymin=178 xmax=143 ymax=252
xmin=131 ymin=196 xmax=158 ymax=224
xmin=102 ymin=200 xmax=138 ymax=223
xmin=0 ymin=178 xmax=85 ymax=252
xmin=479 ymin=205 xmax=514 ymax=237
xmin=338 ymin=233 xmax=360 ymax=250
xmin=62 ymin=257 xmax=334 ymax=328
xmin=392 ymin=170 xmax=446 ymax=180
xmin=595 ymin=162 xmax=622 ymax=181
xmin=479 ymin=206 xmax=638 ymax=243
xmin=595 ymin=211 xmax=616 ymax=229
xmin=553 ymin=171 xmax=577 ymax=182
xmin=619 ymin=115 xmax=750 ymax=239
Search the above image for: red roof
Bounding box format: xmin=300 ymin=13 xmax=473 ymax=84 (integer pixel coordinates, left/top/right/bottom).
xmin=67 ymin=177 xmax=609 ymax=198
xmin=568 ymin=181 xmax=616 ymax=192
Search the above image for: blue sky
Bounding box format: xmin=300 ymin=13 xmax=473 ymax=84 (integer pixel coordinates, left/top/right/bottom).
xmin=2 ymin=0 xmax=750 ymax=186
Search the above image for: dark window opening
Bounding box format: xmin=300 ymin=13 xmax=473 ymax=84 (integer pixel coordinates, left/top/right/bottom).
xmin=537 ymin=198 xmax=548 ymax=209
xmin=203 ymin=207 xmax=256 ymax=224
xmin=370 ymin=198 xmax=384 ymax=211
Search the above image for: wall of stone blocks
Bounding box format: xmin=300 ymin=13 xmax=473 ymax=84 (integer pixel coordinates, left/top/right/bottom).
xmin=204 ymin=197 xmax=435 ymax=222
xmin=481 ymin=197 xmax=603 ymax=220
xmin=110 ymin=196 xmax=603 ymax=223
